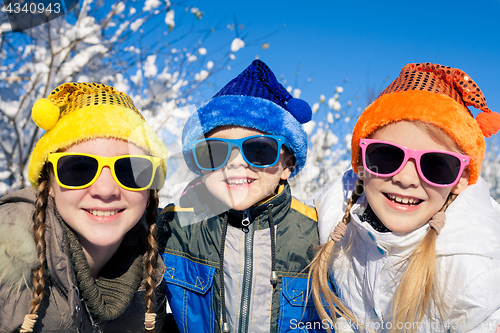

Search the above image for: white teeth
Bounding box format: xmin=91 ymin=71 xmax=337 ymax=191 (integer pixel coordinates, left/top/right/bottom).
xmin=88 ymin=210 xmax=119 ymax=217
xmin=388 ymin=194 xmax=419 ymax=205
xmin=227 ymin=179 xmax=251 ymax=185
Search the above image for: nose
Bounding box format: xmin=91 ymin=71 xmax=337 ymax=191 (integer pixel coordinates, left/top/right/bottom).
xmin=226 ymin=147 xmax=248 ymax=169
xmin=88 ymin=166 xmax=121 ymax=199
xmin=391 ymin=159 xmax=421 ymax=188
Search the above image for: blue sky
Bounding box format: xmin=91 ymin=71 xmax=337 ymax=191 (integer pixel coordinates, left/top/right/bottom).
xmin=188 ymin=0 xmax=500 ymax=131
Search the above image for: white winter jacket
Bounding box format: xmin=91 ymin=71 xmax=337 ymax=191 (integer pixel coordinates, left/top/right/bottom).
xmin=316 ymin=169 xmax=500 ymax=332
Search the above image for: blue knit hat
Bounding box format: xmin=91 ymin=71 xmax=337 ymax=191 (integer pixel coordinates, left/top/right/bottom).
xmin=182 ymin=60 xmax=312 ymax=177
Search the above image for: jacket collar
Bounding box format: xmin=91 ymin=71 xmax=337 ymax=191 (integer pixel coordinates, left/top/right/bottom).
xmin=228 ymin=182 xmax=290 ymax=229
xmin=349 ymin=178 xmax=500 ymax=258
xmin=179 ymin=176 xmax=291 ymax=229
xmin=350 ymin=195 xmax=428 ymax=257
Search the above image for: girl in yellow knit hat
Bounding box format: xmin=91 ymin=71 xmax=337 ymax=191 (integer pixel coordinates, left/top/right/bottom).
xmin=0 ymin=83 xmax=170 ymax=332
xmin=310 ymin=63 xmax=500 ymax=332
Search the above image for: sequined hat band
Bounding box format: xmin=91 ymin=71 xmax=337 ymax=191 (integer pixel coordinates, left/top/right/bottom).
xmin=379 ymin=63 xmax=489 ymax=113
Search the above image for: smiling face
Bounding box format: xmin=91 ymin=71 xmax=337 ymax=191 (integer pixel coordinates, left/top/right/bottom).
xmin=49 ymin=138 xmax=149 ymax=253
xmin=360 ymin=121 xmax=468 ymax=234
xmin=202 ymin=125 xmax=293 ymax=211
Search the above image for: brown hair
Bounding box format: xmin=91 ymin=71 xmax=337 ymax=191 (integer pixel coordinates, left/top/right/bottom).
xmin=310 ymin=120 xmax=465 ymax=332
xmin=20 ymin=163 xmax=160 ymax=332
xmin=143 ymin=189 xmax=159 ymax=332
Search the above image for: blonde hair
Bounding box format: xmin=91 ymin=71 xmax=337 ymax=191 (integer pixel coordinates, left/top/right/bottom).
xmin=310 ymin=120 xmax=466 ymax=332
xmin=20 ymin=163 xmax=160 ymax=332
xmin=309 ymin=179 xmax=364 ymax=331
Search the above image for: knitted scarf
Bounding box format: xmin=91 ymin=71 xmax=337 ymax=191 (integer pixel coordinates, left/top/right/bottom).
xmin=56 ymin=209 xmax=145 ymax=321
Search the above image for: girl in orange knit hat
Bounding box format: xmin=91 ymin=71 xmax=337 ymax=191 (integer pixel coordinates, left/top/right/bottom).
xmin=310 ymin=63 xmax=500 ymax=332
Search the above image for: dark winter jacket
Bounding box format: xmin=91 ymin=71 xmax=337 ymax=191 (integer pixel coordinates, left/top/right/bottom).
xmin=158 ymin=179 xmax=325 ymax=333
xmin=0 ymin=188 xmax=167 ymax=333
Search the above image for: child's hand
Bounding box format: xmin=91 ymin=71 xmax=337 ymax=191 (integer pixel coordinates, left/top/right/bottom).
xmin=429 ymin=212 xmax=446 ymax=235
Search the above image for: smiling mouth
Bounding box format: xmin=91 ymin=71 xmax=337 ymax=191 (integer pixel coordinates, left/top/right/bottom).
xmin=384 ymin=194 xmax=422 ymax=206
xmin=225 ymin=178 xmax=255 ymax=186
xmin=85 ymin=209 xmax=123 ymax=217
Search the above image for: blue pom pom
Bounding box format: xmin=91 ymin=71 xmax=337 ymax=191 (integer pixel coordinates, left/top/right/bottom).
xmin=286 ymin=98 xmax=312 ymax=124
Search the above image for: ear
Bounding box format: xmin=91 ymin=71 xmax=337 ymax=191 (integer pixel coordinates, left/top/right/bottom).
xmin=48 ymin=184 xmax=55 ymax=199
xmin=451 ymin=171 xmax=469 ymax=195
xmin=279 ymin=154 xmax=294 ymax=181
xmin=357 ymin=165 xmax=367 ymax=181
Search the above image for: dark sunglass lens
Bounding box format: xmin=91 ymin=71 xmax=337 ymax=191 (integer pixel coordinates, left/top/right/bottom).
xmin=57 ymin=155 xmax=98 ymax=187
xmin=150 ymin=166 xmax=164 ymax=189
xmin=420 ymin=153 xmax=461 ymax=185
xmin=115 ymin=157 xmax=154 ymax=188
xmin=195 ymin=140 xmax=228 ymax=170
xmin=365 ymin=143 xmax=405 ymax=175
xmin=242 ymin=137 xmax=279 ymax=166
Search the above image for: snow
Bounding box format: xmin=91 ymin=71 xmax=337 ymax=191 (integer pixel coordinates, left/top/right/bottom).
xmin=328 ymin=97 xmax=341 ymax=111
xmin=143 ymin=0 xmax=161 ymax=11
xmin=312 ymin=102 xmax=320 ymax=113
xmin=144 ymin=55 xmax=158 ymax=78
xmin=113 ymin=2 xmax=125 ymax=14
xmin=130 ymin=18 xmax=144 ymax=32
xmin=327 ymin=112 xmax=334 ymax=123
xmin=165 ymin=10 xmax=175 ymax=28
xmin=230 ymin=38 xmax=245 ymax=52
xmin=194 ymin=70 xmax=209 ymax=82
xmin=302 ymin=120 xmax=316 ymax=136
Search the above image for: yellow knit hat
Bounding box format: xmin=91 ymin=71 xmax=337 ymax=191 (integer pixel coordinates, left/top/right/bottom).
xmin=352 ymin=63 xmax=500 ymax=185
xmin=28 ymin=82 xmax=168 ymax=189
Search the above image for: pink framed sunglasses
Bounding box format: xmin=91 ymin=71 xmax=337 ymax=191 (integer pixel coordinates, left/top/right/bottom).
xmin=359 ymin=139 xmax=470 ymax=187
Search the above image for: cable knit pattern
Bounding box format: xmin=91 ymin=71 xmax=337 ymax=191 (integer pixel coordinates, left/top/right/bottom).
xmin=58 ymin=210 xmax=144 ymax=321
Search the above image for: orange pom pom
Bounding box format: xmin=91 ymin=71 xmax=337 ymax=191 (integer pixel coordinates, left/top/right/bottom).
xmin=476 ymin=111 xmax=500 ymax=138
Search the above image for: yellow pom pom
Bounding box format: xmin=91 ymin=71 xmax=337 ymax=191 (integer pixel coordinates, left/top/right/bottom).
xmin=32 ymin=98 xmax=60 ymax=130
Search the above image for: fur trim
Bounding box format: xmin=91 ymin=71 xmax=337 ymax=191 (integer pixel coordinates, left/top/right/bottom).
xmin=351 ymin=90 xmax=485 ymax=185
xmin=28 ymin=104 xmax=168 ymax=188
xmin=0 ymin=224 xmax=37 ymax=291
xmin=182 ymin=95 xmax=308 ymax=177
xmin=0 ymin=193 xmax=37 ymax=292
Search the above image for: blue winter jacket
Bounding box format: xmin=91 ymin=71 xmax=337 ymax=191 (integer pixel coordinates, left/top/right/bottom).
xmin=158 ymin=179 xmax=326 ymax=332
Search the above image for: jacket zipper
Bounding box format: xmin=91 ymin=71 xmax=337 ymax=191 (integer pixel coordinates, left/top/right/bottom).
xmin=238 ymin=210 xmax=253 ymax=333
xmin=80 ymin=291 xmax=103 ymax=333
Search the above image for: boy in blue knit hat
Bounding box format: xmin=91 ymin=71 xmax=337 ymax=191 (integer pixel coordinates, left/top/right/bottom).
xmin=158 ymin=60 xmax=324 ymax=332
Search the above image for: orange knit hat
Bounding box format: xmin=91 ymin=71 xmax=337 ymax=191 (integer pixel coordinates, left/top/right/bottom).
xmin=351 ymin=62 xmax=500 ymax=185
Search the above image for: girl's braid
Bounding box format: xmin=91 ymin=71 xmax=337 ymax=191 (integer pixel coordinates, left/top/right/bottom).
xmin=20 ymin=166 xmax=51 ymax=333
xmin=341 ymin=179 xmax=364 ymax=226
xmin=143 ymin=189 xmax=159 ymax=332
xmin=309 ymin=179 xmax=364 ymax=332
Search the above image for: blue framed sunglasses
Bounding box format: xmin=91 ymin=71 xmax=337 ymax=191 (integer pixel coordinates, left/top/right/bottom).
xmin=189 ymin=135 xmax=292 ymax=171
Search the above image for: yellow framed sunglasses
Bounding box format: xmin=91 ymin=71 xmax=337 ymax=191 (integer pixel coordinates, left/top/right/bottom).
xmin=48 ymin=152 xmax=163 ymax=191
